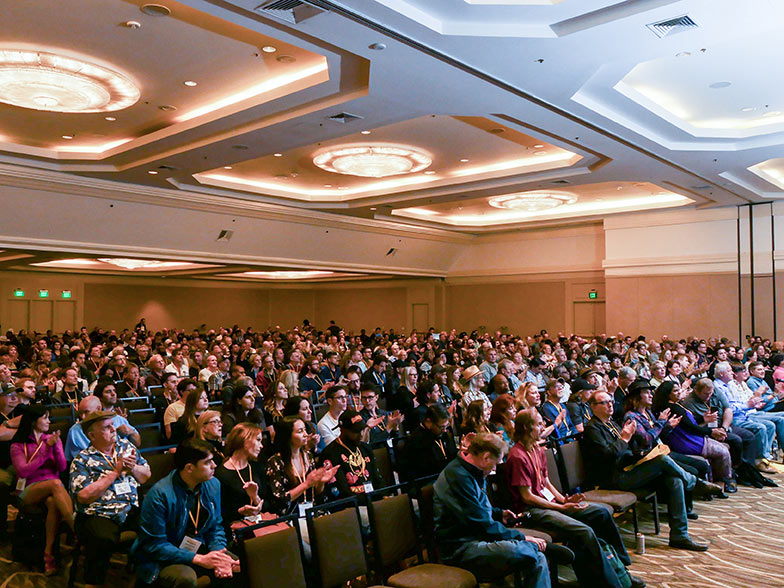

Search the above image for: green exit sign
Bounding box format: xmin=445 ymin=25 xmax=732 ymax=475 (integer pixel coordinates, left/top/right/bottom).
xmin=14 ymin=289 xmax=24 ymax=297
xmin=38 ymin=289 xmax=49 ymax=298
xmin=588 ymin=291 xmax=598 ymax=299
xmin=62 ymin=290 xmax=72 ymax=299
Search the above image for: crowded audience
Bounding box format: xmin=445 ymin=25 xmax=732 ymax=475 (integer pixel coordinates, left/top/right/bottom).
xmin=0 ymin=321 xmax=782 ymax=587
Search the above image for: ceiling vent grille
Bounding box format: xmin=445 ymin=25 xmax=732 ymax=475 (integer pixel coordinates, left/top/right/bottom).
xmin=327 ymin=112 xmax=364 ymax=124
xmin=646 ymin=14 xmax=697 ymax=38
xmin=254 ymin=0 xmax=323 ymax=24
xmin=551 ymin=179 xmax=571 ymax=185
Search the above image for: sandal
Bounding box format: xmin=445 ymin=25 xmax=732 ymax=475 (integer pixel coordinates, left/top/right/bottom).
xmin=44 ymin=553 xmax=57 ymax=576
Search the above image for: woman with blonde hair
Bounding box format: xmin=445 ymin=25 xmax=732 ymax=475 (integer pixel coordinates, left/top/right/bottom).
xmin=515 ymin=381 xmax=539 ymax=411
xmin=194 ymin=409 xmax=224 ymax=461
xmin=279 ymin=369 xmax=299 ymax=397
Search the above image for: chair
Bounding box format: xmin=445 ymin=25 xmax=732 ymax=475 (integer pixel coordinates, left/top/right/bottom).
xmin=306 ymin=497 xmax=386 ymax=588
xmin=236 ymin=514 xmax=308 ymax=588
xmin=47 ymin=404 xmax=75 ymax=419
xmin=67 ymin=527 xmax=137 ymax=588
xmin=140 ymin=449 xmax=175 ymax=492
xmin=314 ymin=403 xmax=329 ymax=422
xmin=137 ymin=423 xmax=162 ymax=448
xmin=121 ymin=397 xmax=149 ymax=411
xmin=128 ymin=408 xmax=157 ymax=426
xmin=368 ymin=491 xmax=477 ymax=588
xmin=373 ymin=444 xmax=397 ymax=488
xmin=559 ymin=440 xmax=658 ymax=535
xmin=208 ymin=400 xmax=223 ymax=409
xmin=148 ymin=385 xmax=164 ymax=398
xmin=544 ymin=446 xmax=564 ymax=495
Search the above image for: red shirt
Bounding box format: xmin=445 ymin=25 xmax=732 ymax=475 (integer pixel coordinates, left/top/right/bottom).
xmin=506 ymin=442 xmax=548 ymax=512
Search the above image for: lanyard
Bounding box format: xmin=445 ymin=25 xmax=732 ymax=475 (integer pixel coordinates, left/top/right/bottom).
xmin=524 ymin=446 xmax=544 ymax=489
xmin=292 ymin=451 xmax=309 ymax=485
xmin=603 ymin=420 xmax=622 ymax=439
xmin=24 ymin=439 xmax=45 ymax=464
xmin=235 ymin=461 xmax=252 ymax=486
xmin=96 ymin=447 xmax=118 ymax=470
xmin=188 ymin=494 xmax=202 ymax=534
xmin=0 ymin=411 xmax=9 ymax=423
xmin=434 ymin=439 xmax=446 ymax=459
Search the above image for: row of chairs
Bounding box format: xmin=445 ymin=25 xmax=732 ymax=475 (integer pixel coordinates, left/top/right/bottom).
xmin=237 ymin=486 xmax=477 ymax=588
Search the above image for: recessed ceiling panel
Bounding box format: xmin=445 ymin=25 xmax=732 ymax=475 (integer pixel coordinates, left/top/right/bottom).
xmin=31 ymin=257 xmax=219 ymax=272
xmin=0 ymin=0 xmax=328 ymax=159
xmin=392 ymin=181 xmax=692 ymax=227
xmin=194 ymin=115 xmax=581 ymax=202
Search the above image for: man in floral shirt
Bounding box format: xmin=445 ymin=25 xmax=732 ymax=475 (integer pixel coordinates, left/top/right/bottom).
xmin=70 ymin=411 xmax=150 ymax=587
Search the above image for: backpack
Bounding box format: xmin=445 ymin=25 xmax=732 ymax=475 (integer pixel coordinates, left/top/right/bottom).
xmin=599 ymin=538 xmax=632 ymax=588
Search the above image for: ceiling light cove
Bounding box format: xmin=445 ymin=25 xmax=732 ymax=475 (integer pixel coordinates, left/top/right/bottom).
xmin=222 ymin=270 xmax=363 ymax=280
xmin=312 ymin=144 xmax=432 ymax=178
xmin=0 ymin=49 xmax=139 ymax=113
xmin=488 ymin=191 xmax=577 ymax=212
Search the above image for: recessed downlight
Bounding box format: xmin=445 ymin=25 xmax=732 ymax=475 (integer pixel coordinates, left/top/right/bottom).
xmin=223 ymin=166 xmax=233 ymax=170
xmin=368 ymin=43 xmax=386 ymax=51
xmin=533 ymin=144 xmax=544 ymax=148
xmin=675 ymin=51 xmax=691 ymax=58
xmin=534 ymin=150 xmax=547 ymax=155
xmin=104 ymin=116 xmax=116 ymax=121
xmin=460 ymin=158 xmax=469 ymax=163
xmin=147 ymin=170 xmax=158 ymax=175
xmin=324 ymin=184 xmax=333 ymax=188
xmin=158 ymin=104 xmax=177 ymax=111
xmin=741 ymin=107 xmax=756 ymax=112
xmin=370 ymin=207 xmax=377 ymax=210
xmin=360 ymin=130 xmax=371 ymax=135
xmin=61 ymin=134 xmax=74 ymax=139
xmin=261 ymin=46 xmax=277 ymax=53
xmin=183 ymin=80 xmax=197 ymax=87
xmin=276 ymin=55 xmax=296 ymax=64
xmin=709 ymin=81 xmax=731 ymax=89
xmin=140 ymin=4 xmax=171 ymax=17
xmin=424 ymin=170 xmax=436 ymax=175
xmin=273 ymin=152 xmax=283 ymax=157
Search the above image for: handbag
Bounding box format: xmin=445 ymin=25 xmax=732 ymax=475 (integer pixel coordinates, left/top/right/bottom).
xmin=598 ymin=538 xmax=632 ymax=588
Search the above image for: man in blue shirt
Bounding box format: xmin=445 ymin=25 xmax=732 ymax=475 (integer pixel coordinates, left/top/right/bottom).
xmin=434 ymin=433 xmax=551 ymax=587
xmin=132 ymin=439 xmax=237 ymax=587
xmin=66 ymin=393 xmax=140 ymax=460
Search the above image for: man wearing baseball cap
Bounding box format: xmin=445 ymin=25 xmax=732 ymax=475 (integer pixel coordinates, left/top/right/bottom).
xmin=320 ymin=409 xmax=383 ymax=499
xmin=69 ymin=411 xmax=151 ymax=588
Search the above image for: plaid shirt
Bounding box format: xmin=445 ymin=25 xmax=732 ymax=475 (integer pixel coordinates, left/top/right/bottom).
xmin=69 ymin=437 xmax=146 ymax=522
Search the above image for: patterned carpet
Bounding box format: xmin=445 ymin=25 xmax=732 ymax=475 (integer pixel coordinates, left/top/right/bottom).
xmin=0 ymin=476 xmax=782 ymax=588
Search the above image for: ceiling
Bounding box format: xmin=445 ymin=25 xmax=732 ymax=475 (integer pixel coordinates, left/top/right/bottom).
xmin=0 ymin=0 xmax=779 ymax=277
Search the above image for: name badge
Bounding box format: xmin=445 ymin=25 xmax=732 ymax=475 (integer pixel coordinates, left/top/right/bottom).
xmin=707 ymin=420 xmax=718 ymax=429
xmin=540 ymin=487 xmax=556 ymax=502
xmin=298 ymin=501 xmax=313 ymax=518
xmin=362 ymin=482 xmax=374 ymax=494
xmin=386 ymin=438 xmax=393 ymax=448
xmin=179 ymin=535 xmax=202 ymax=553
xmin=16 ymin=477 xmax=26 ymax=492
xmin=114 ymin=481 xmax=131 ymax=495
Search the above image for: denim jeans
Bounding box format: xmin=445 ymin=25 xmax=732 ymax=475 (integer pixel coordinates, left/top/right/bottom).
xmin=736 ymin=417 xmax=774 ymax=459
xmin=617 ymin=455 xmax=694 ymax=541
xmin=749 ymin=412 xmax=784 ymax=451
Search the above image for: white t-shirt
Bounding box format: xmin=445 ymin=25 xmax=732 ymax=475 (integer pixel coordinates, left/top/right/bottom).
xmin=317 ymin=412 xmax=341 ymax=447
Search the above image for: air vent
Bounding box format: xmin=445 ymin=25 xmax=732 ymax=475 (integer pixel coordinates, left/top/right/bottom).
xmin=646 ymin=15 xmax=698 ymax=38
xmin=216 ymin=230 xmax=234 ymax=242
xmin=327 ymin=112 xmax=364 ymax=124
xmin=691 ymin=185 xmax=712 ymax=190
xmin=254 ymin=0 xmax=323 ymax=24
xmin=551 ymin=179 xmax=571 ymax=185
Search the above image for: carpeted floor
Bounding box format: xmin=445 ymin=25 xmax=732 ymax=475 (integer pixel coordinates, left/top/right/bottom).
xmin=1 ymin=477 xmax=782 ymax=588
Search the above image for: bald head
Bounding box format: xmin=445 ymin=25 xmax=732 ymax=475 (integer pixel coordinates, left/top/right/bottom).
xmin=78 ymin=395 xmax=101 ymax=418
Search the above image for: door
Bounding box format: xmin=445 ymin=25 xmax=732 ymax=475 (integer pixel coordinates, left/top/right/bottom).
xmin=6 ymin=300 xmax=29 ymax=332
xmin=30 ymin=300 xmax=53 ymax=333
xmin=53 ymin=300 xmax=76 ymax=332
xmin=573 ymin=301 xmax=606 ymax=336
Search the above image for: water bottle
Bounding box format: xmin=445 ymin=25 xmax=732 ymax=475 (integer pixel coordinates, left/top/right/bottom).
xmin=635 ymin=533 xmax=645 ymax=555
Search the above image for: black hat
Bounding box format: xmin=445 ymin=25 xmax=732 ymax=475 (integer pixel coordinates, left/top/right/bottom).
xmin=334 ymin=409 xmax=367 ymax=433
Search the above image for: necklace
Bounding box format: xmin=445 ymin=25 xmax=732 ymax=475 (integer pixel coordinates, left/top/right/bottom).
xmin=337 ymin=439 xmax=366 ymax=479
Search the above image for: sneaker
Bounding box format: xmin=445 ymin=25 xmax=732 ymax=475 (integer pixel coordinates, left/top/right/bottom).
xmin=629 ymin=574 xmax=647 ymax=588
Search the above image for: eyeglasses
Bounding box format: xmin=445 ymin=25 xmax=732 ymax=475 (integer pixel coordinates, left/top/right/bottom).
xmin=361 ymin=395 xmax=375 ymax=401
xmin=207 ymin=419 xmax=222 ymax=425
xmin=591 ymin=400 xmax=613 ymax=406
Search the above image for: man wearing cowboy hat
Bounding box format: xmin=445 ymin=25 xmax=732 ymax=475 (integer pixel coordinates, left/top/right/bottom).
xmin=460 ymin=365 xmax=491 ymax=412
xmin=69 ymin=411 xmax=151 ymax=588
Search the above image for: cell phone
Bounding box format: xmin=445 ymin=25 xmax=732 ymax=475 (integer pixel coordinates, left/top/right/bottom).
xmin=225 ymin=550 xmax=240 ymax=561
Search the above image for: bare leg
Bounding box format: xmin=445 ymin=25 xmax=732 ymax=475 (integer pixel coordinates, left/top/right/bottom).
xmin=44 ymin=496 xmax=59 ymax=556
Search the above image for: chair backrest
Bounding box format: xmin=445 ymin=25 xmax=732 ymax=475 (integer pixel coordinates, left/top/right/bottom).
xmin=416 ymin=483 xmax=439 ymax=562
xmin=368 ymin=493 xmax=420 ymax=570
xmin=148 ymin=385 xmax=164 ymax=398
xmin=137 ymin=423 xmax=162 ymax=448
xmin=486 ymin=461 xmax=513 ymax=510
xmin=307 ymin=499 xmax=368 ymax=588
xmin=544 ymin=446 xmax=563 ymax=494
xmin=121 ymin=397 xmax=149 ymax=411
xmin=241 ymin=516 xmax=307 ymax=588
xmin=128 ymin=408 xmax=156 ymax=426
xmin=373 ymin=444 xmax=396 ymax=488
xmin=314 ymin=403 xmax=329 ymax=422
xmin=141 ymin=451 xmax=175 ymax=492
xmin=559 ymin=439 xmax=586 ymax=493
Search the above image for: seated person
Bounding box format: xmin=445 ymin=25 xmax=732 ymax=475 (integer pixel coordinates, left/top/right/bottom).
xmin=580 ymin=391 xmax=709 ymax=551
xmin=163 ymin=378 xmax=193 ymax=441
xmin=399 ymin=404 xmax=457 ymax=482
xmin=52 ymin=367 xmax=88 ymax=405
xmin=487 ymin=394 xmax=516 ymax=447
xmin=406 ymin=379 xmax=442 ymax=432
xmin=265 ymin=416 xmax=337 ymax=515
xmin=131 ymin=439 xmax=238 ymax=587
xmin=93 ymin=380 xmax=141 ymax=446
xmin=0 ymin=386 xmax=20 ymax=537
xmin=220 ymin=385 xmax=265 ymax=436
xmin=70 ymin=411 xmax=151 ymax=588
xmin=193 ymin=411 xmax=225 ymax=463
xmin=152 ymin=372 xmax=180 ymax=426
xmin=10 ymin=404 xmax=75 ymax=575
xmin=650 ymin=381 xmax=734 ymax=494
xmin=747 ymin=361 xmax=784 ymax=412
xmin=359 ymin=384 xmax=403 ymax=445
xmin=66 ymin=394 xmax=140 ymax=460
xmin=171 ymin=387 xmax=209 ymax=446
xmin=433 ymin=432 xmax=550 ymax=587
xmin=283 ymin=396 xmax=323 ymax=454
xmin=565 ymin=379 xmax=595 ymax=433
xmin=320 ymin=410 xmax=383 ymax=498
xmin=507 ymin=409 xmax=644 ymax=588
xmin=116 ymin=363 xmax=145 ymax=398
xmin=214 ymin=423 xmax=267 ymax=534
xmin=539 ymin=379 xmax=578 ymax=440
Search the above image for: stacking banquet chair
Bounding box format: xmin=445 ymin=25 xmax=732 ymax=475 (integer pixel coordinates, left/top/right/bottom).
xmin=306 ymin=497 xmax=388 ymax=588
xmin=235 ymin=514 xmax=308 ymax=588
xmin=558 ymin=439 xmax=659 ymax=535
xmin=367 ymin=489 xmax=477 ymax=588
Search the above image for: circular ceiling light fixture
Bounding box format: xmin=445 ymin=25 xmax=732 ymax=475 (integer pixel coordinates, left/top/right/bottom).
xmin=488 ymin=191 xmax=577 ymax=213
xmin=0 ymin=49 xmax=140 ymax=113
xmin=97 ymin=258 xmax=182 ymax=270
xmin=312 ymin=144 xmax=432 ymax=178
